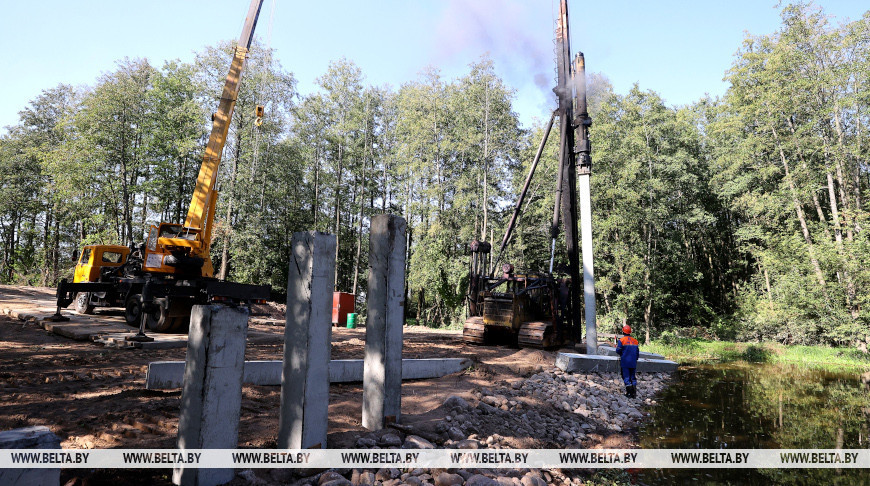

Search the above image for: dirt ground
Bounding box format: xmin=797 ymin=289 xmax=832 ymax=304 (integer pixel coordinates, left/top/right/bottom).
xmin=0 ymin=285 xmax=635 ymax=485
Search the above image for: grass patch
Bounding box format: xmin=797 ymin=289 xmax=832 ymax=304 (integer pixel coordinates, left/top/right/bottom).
xmin=404 ymin=318 xmax=464 ymax=331
xmin=645 ymin=339 xmax=870 ymax=372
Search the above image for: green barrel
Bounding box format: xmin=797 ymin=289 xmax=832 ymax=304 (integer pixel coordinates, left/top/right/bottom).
xmin=346 ymin=313 xmax=358 ymax=328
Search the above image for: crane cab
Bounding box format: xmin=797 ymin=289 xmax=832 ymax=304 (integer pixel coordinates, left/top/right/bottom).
xmin=73 ymin=245 xmax=131 ymax=283
xmin=143 ymin=223 xmax=211 ymax=277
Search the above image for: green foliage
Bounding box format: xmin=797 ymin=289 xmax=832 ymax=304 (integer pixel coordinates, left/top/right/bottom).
xmin=706 ymin=4 xmax=870 ymax=345
xmin=741 ymin=344 xmax=771 ymax=363
xmin=2 ymin=3 xmax=870 ymax=344
xmin=647 ymin=338 xmax=870 ymax=372
xmin=578 ymin=468 xmax=632 ymax=486
xmin=657 ymin=330 xmax=692 ymax=348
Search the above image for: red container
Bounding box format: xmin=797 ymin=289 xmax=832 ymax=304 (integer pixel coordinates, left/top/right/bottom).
xmin=332 ymin=292 xmax=355 ymax=326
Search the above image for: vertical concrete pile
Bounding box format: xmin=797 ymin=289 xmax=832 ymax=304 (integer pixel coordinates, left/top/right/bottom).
xmin=278 ymin=231 xmax=336 ymax=449
xmin=363 ymin=214 xmax=407 ymax=430
xmin=173 ymin=305 xmax=249 ymax=486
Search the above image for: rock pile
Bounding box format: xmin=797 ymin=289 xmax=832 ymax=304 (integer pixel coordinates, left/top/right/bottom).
xmin=517 ymin=369 xmax=669 ymax=436
xmin=230 ymin=368 xmax=672 ymax=486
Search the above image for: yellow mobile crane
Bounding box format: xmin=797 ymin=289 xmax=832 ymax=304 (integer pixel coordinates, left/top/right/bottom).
xmin=52 ymin=0 xmax=270 ymax=332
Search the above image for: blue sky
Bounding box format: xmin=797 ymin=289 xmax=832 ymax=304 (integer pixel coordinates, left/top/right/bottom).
xmin=1 ymin=0 xmax=867 ymax=133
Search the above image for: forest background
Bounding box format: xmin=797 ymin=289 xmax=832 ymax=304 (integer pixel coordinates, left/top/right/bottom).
xmin=1 ymin=4 xmax=869 ymax=348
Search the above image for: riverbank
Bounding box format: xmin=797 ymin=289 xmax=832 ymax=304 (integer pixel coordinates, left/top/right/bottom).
xmin=643 ymin=339 xmax=870 ymax=372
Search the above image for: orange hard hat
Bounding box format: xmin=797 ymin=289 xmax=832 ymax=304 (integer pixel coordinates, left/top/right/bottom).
xmin=622 ymin=325 xmax=632 ymax=335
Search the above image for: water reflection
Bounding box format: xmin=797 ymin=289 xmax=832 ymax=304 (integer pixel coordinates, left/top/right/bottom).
xmin=638 ymin=363 xmax=870 ymax=485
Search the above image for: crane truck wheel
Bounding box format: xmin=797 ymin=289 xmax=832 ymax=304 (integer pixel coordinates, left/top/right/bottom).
xmin=146 ymin=298 xmax=192 ymax=333
xmin=74 ymin=292 xmax=95 ymax=315
xmin=167 ymin=316 xmax=191 ymax=333
xmin=124 ymin=295 xmax=141 ymax=326
xmin=163 ymin=299 xmax=193 ymax=333
xmin=146 ymin=300 xmax=173 ymax=333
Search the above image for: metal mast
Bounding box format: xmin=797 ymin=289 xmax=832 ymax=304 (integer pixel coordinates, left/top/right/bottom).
xmin=550 ymin=0 xmax=597 ymax=353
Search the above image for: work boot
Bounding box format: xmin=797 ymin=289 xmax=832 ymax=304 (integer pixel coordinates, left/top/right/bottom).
xmin=624 ymin=386 xmax=631 ymax=397
xmin=628 ymin=385 xmax=636 ymax=398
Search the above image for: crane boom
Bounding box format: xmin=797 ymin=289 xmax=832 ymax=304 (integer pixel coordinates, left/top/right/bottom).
xmin=55 ymin=0 xmax=272 ymax=334
xmin=184 ymin=0 xmax=264 ymax=252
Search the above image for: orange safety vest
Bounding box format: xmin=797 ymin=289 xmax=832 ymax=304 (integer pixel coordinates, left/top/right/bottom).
xmin=619 ymin=336 xmax=639 ymax=346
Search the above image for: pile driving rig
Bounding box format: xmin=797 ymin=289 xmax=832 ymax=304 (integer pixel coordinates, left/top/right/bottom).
xmin=52 ymin=0 xmax=270 ymax=332
xmin=463 ymin=0 xmax=596 ymax=349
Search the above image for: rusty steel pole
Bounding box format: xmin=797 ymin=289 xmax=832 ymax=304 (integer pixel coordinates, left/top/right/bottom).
xmin=552 ymin=0 xmax=583 ymax=345
xmin=491 ymin=110 xmax=557 ymax=276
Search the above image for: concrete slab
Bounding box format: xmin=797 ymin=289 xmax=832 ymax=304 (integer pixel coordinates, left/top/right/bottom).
xmin=146 ymin=358 xmax=473 ymax=390
xmin=93 ymin=333 xmax=188 ymax=350
xmin=43 ymin=321 xmax=117 ymax=341
xmin=572 ymin=341 xmax=607 ymax=354
xmin=596 ymin=345 xmax=666 ymax=360
xmin=399 ymin=358 xmax=473 ymax=379
xmin=136 ymin=338 xmax=188 ymax=350
xmin=0 ymin=425 xmax=61 ymax=486
xmin=555 ymin=352 xmax=678 ymax=373
xmin=333 ymin=358 xmax=473 ymax=382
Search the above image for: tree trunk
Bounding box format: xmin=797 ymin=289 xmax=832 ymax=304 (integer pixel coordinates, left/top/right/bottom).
xmin=352 ymin=102 xmax=373 ymax=295
xmin=351 ymin=175 xmax=365 ymax=296
xmin=643 ymin=223 xmax=653 ymax=346
xmin=481 ymin=81 xmax=490 ymax=241
xmin=771 ymin=127 xmax=827 ymax=290
xmin=119 ymin=129 xmax=134 ymax=246
xmin=416 ymin=289 xmax=424 ymax=321
xmin=313 ymin=147 xmax=320 ymax=230
xmin=176 ymin=153 xmax=186 ymax=223
xmin=822 ymin=141 xmax=857 ymax=312
xmin=218 ymin=122 xmax=243 ymax=280
xmin=832 ymin=107 xmax=854 ymax=241
xmin=853 ymin=103 xmax=862 ymax=221
xmin=786 ymin=117 xmax=832 ymax=241
xmin=602 ymin=290 xmax=612 ymax=315
xmin=51 ymin=216 xmax=60 ymax=284
xmin=334 ymin=140 xmax=343 ymax=291
xmin=41 ymin=205 xmax=51 ymax=286
xmin=825 ymin=167 xmax=844 ymax=247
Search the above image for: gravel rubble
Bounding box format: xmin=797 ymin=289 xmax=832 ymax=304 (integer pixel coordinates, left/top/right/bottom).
xmin=228 ymin=367 xmax=673 ymax=486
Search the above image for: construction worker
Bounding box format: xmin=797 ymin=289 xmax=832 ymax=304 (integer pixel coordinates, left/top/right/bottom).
xmin=615 ymin=325 xmax=639 ymax=398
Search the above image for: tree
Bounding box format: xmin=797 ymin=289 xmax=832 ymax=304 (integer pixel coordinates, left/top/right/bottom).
xmin=194 ymin=40 xmax=296 ymax=283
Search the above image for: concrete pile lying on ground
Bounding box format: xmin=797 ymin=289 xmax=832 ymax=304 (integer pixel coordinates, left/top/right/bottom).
xmin=555 ymin=352 xmax=678 ymax=374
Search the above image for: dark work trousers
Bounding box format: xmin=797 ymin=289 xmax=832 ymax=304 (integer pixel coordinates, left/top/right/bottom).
xmin=621 ymin=367 xmax=636 ymax=386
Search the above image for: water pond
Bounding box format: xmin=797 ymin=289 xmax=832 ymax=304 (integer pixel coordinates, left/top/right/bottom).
xmin=637 ymin=362 xmax=870 ymax=485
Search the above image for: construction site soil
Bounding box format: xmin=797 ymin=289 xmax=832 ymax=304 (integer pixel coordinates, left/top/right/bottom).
xmin=0 ymin=285 xmax=646 ymax=485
